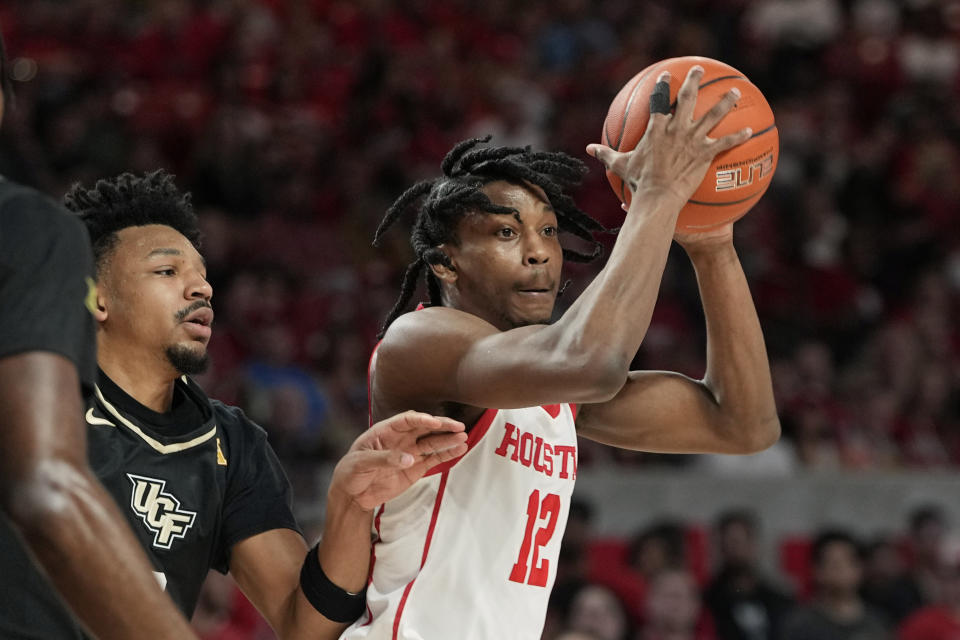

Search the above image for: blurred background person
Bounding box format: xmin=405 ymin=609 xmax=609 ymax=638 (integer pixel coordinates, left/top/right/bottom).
xmin=629 ymin=522 xmax=689 ymax=585
xmin=905 ymin=506 xmax=951 ymax=606
xmin=861 ymin=536 xmax=924 ymax=627
xmin=781 ymin=530 xmax=890 ymax=640
xmin=640 ymin=568 xmax=715 ymax=640
xmin=563 ymin=583 xmax=634 ymax=640
xmin=703 ymin=510 xmax=794 ymax=640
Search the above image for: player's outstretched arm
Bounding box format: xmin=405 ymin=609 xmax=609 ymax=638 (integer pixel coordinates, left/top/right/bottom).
xmin=0 ymin=353 xmax=200 ymax=640
xmin=229 ymin=411 xmax=466 ymax=640
xmin=376 ymin=66 xmax=753 ymax=412
xmin=576 ymin=225 xmax=780 ymax=454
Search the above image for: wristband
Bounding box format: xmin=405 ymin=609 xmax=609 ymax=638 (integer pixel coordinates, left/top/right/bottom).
xmin=299 ymin=543 xmax=367 ymax=623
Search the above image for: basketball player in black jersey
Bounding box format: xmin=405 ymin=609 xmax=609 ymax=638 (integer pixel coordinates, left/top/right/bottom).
xmin=0 ymin=29 xmax=203 ymax=640
xmin=0 ymin=166 xmax=467 ymax=639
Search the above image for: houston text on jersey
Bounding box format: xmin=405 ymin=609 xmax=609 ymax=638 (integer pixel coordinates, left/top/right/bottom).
xmin=493 ymin=422 xmax=578 ymax=480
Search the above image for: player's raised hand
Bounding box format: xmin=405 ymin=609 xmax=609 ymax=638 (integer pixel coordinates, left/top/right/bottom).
xmin=586 ymin=67 xmax=752 ymax=207
xmin=329 ymin=411 xmax=468 ymax=511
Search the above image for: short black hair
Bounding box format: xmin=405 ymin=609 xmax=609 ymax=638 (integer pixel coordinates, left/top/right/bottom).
xmin=63 ymin=170 xmax=200 ymax=275
xmin=909 ymin=504 xmax=946 ymax=532
xmin=373 ymin=136 xmax=607 ymax=338
xmin=811 ymin=529 xmax=862 ymax=567
xmin=628 ymin=521 xmax=687 ymax=569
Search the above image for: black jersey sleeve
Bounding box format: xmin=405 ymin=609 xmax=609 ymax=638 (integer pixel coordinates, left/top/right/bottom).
xmin=212 ymin=403 xmax=301 ymax=573
xmin=0 ymin=185 xmax=97 ymax=392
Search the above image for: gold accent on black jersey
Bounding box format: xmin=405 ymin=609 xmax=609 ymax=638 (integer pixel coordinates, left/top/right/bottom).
xmin=216 ymin=437 xmax=227 ymax=466
xmin=84 ymin=277 xmax=98 ymax=316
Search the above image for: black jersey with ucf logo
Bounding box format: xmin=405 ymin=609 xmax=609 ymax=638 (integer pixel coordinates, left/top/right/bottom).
xmin=0 ymin=369 xmax=300 ymax=638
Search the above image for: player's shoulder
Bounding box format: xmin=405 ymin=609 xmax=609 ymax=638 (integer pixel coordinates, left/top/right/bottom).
xmin=376 ymin=307 xmax=503 ymax=398
xmin=209 ymin=398 xmax=267 ymax=438
xmin=207 ymin=399 xmax=275 ymax=476
xmin=0 ymin=178 xmax=89 ymax=254
xmin=0 ymin=176 xmax=44 ymax=208
xmin=180 ymin=375 xmax=271 ymax=454
xmin=376 ymin=307 xmax=497 ymax=381
xmin=381 ymin=305 xmax=497 ymax=351
xmin=0 ymin=178 xmax=73 ymax=229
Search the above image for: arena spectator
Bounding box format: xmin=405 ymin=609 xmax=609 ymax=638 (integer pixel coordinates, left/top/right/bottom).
xmin=861 ymin=536 xmax=925 ymax=626
xmin=780 ymin=530 xmax=891 ymax=640
xmin=640 ymin=569 xmax=715 ymax=640
xmin=565 ymin=583 xmax=634 ymax=640
xmin=905 ymin=507 xmax=951 ymax=605
xmin=704 ymin=510 xmax=794 ymax=640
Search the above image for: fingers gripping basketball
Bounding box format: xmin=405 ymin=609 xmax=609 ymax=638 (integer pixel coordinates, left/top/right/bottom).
xmin=602 ymin=56 xmax=779 ymax=232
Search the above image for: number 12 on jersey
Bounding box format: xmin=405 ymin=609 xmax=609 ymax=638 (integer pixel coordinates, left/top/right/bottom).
xmin=509 ymin=490 xmax=561 ymax=587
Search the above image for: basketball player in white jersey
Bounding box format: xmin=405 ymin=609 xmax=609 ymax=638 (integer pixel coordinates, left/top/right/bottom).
xmin=350 ymin=67 xmax=781 ymax=639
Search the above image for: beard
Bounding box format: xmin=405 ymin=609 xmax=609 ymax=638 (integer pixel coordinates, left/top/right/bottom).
xmin=165 ymin=344 xmax=210 ymax=375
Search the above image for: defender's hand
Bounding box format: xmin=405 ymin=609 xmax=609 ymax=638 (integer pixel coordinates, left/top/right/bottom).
xmin=329 ymin=411 xmax=467 ymax=511
xmin=587 ymin=66 xmax=752 ymax=207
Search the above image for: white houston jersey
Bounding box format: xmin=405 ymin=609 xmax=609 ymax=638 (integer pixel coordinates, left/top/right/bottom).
xmin=342 ymin=403 xmax=578 ymax=640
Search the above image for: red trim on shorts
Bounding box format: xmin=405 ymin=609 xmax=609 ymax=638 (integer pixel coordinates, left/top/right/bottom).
xmin=392 ymin=470 xmax=449 ymax=640
xmin=423 ymin=408 xmax=499 ymax=477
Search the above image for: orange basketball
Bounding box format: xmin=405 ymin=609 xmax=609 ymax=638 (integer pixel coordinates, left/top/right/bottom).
xmin=601 ymin=56 xmax=778 ymax=232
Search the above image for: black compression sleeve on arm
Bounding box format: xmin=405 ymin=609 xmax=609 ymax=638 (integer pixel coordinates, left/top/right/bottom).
xmin=299 ymin=543 xmax=366 ymax=624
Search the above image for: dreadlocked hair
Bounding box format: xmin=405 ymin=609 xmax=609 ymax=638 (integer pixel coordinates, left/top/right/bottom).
xmin=373 ymin=136 xmax=606 ymax=338
xmin=63 ymin=169 xmax=200 ymax=276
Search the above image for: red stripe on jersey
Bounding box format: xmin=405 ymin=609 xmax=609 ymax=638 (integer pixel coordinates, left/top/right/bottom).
xmin=570 ymin=403 xmax=578 ymax=421
xmin=360 ymin=503 xmax=387 ymax=628
xmin=370 ymin=503 xmax=385 ymax=584
xmin=392 ymin=470 xmax=449 ymax=640
xmin=423 ymin=408 xmax=498 ymax=477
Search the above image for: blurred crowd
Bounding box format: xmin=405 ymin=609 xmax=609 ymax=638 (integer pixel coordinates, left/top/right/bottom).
xmin=3 ymin=0 xmax=960 ymax=638
xmin=2 ymin=0 xmax=959 ymax=472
